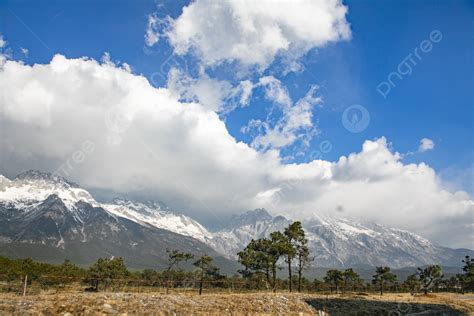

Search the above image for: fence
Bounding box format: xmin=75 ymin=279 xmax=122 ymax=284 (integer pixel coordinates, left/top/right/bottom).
xmin=1 ymin=274 xmax=463 ymax=296
xmin=0 ymin=274 xmax=280 ymax=296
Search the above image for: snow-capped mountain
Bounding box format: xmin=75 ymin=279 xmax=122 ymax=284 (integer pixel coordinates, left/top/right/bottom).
xmin=0 ymin=170 xmax=98 ymax=211
xmin=102 ymin=198 xmax=213 ymax=243
xmin=302 ymin=215 xmax=466 ymax=268
xmin=0 ymin=170 xmax=470 ymax=269
xmin=209 ymin=209 xmax=291 ymax=256
xmin=0 ymin=171 xmax=212 ymax=243
xmin=208 ymin=209 xmax=470 ymax=268
xmin=0 ymin=170 xmax=233 ymax=270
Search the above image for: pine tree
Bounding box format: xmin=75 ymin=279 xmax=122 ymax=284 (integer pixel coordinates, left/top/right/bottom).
xmin=238 ymin=238 xmax=272 ymax=287
xmin=238 ymin=223 xmax=311 ymax=293
xmin=296 ymin=241 xmax=313 ymax=292
xmin=372 ymin=266 xmax=396 ymax=295
xmin=324 ymin=269 xmax=343 ymax=293
xmin=193 ymin=255 xmax=220 ymax=295
xmin=283 ymin=221 xmax=313 ymax=293
xmin=87 ymin=257 xmax=129 ymax=291
xmin=283 ymin=222 xmax=299 ymax=292
xmin=342 ymin=268 xmax=360 ymax=293
xmin=461 ymin=256 xmax=474 ymax=292
xmin=165 ymin=249 xmax=193 ymax=293
xmin=417 ymin=265 xmax=443 ymax=295
xmin=404 ymin=273 xmax=420 ymax=294
xmin=268 ymin=231 xmax=288 ymax=292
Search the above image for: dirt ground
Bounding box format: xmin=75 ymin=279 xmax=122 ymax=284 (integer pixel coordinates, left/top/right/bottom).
xmin=0 ymin=292 xmax=472 ymax=315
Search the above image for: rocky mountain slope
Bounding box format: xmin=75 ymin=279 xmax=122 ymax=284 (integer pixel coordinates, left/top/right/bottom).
xmin=0 ymin=171 xmax=235 ymax=270
xmin=0 ymin=170 xmax=470 ymax=269
xmin=208 ymin=208 xmax=470 ymax=268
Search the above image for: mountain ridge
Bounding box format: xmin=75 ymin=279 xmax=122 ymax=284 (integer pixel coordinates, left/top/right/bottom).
xmin=0 ymin=170 xmax=471 ymax=269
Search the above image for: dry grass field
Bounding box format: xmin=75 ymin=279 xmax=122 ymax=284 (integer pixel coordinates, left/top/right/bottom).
xmin=0 ymin=292 xmax=473 ymax=315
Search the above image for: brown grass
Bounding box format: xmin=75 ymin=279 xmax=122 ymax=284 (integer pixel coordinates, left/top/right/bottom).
xmin=0 ymin=291 xmax=472 ymax=315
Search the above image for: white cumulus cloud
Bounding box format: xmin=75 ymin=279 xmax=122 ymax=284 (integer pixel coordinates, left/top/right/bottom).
xmin=0 ymin=56 xmax=472 ymax=249
xmin=167 ymin=67 xmax=252 ymax=113
xmin=242 ymin=76 xmax=321 ymax=151
xmin=144 ymin=1 xmax=349 ymax=153
xmin=145 ymin=14 xmax=166 ymax=47
xmin=149 ymin=0 xmax=351 ymax=71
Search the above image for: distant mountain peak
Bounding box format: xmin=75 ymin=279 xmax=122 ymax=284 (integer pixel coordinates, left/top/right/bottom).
xmin=1 ymin=170 xmax=96 ymax=210
xmin=230 ymin=208 xmax=275 ymax=224
xmin=252 ymin=208 xmax=272 ymax=217
xmin=14 ymin=170 xmax=79 ymax=188
xmin=110 ymin=197 xmax=168 ymax=212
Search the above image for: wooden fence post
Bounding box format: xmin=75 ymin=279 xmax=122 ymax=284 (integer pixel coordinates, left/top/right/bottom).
xmin=23 ymin=275 xmax=28 ymax=297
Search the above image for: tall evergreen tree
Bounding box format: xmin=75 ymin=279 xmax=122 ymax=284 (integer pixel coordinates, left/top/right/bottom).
xmin=296 ymin=240 xmax=313 ymax=292
xmin=193 ymin=255 xmax=220 ymax=295
xmin=283 ymin=222 xmax=299 ymax=292
xmin=417 ymin=265 xmax=443 ymax=295
xmin=461 ymin=256 xmax=474 ymax=292
xmin=238 ymin=223 xmax=311 ymax=292
xmin=238 ymin=238 xmax=272 ymax=286
xmin=404 ymin=273 xmax=420 ymax=294
xmin=87 ymin=257 xmax=129 ymax=291
xmin=165 ymin=249 xmax=193 ymax=293
xmin=372 ymin=266 xmax=396 ymax=295
xmin=284 ymin=221 xmax=312 ymax=293
xmin=324 ymin=269 xmax=343 ymax=293
xmin=267 ymin=231 xmax=288 ymax=292
xmin=342 ymin=268 xmax=360 ymax=293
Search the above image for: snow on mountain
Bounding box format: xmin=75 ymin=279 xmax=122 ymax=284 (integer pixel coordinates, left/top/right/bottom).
xmin=302 ymin=215 xmax=444 ymax=268
xmin=0 ymin=170 xmax=470 ymax=268
xmin=0 ymin=170 xmax=98 ymax=211
xmin=102 ymin=198 xmax=213 ymax=243
xmin=209 ymin=210 xmax=471 ymax=268
xmin=0 ymin=170 xmax=213 ymax=244
xmin=0 ymin=171 xmax=230 ymax=270
xmin=0 ymin=171 xmax=287 ymax=257
xmin=209 ymin=209 xmax=291 ymax=256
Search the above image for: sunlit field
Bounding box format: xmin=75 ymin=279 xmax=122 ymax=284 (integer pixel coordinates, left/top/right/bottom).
xmin=1 ymin=291 xmax=473 ymax=315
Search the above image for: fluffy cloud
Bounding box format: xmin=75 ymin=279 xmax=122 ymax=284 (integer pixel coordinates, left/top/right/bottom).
xmin=242 ymin=76 xmax=321 ymax=151
xmin=144 ymin=1 xmax=350 ymax=153
xmin=166 ymin=67 xmax=252 ymax=113
xmin=144 ymin=14 xmax=164 ymax=47
xmin=0 ymin=34 xmax=9 ymax=66
xmin=149 ymin=0 xmax=351 ymax=70
xmin=0 ymin=56 xmax=472 ymax=248
xmin=419 ymin=138 xmax=435 ymax=152
xmin=0 ymin=55 xmax=277 ymax=216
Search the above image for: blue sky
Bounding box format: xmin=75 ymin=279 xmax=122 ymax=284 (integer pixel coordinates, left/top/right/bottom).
xmin=2 ymin=0 xmax=472 ymax=190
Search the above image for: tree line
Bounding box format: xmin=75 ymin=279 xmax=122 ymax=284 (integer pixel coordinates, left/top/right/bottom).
xmin=0 ymin=222 xmax=472 ymax=295
xmin=236 ymin=221 xmax=474 ymax=295
xmin=237 ymin=221 xmax=311 ymax=292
